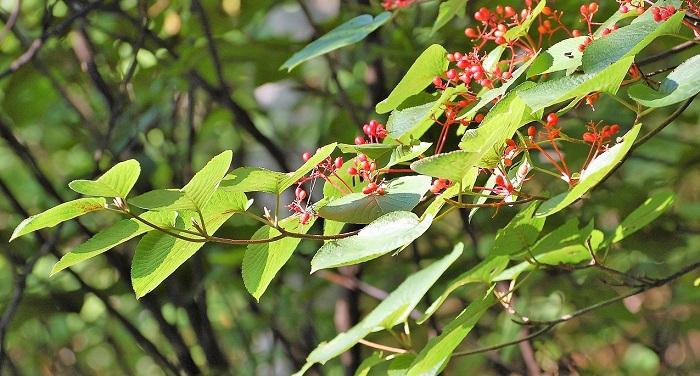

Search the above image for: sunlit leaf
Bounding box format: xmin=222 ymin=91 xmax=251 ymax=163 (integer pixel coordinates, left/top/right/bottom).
xmin=243 ymin=215 xmax=315 ymax=300
xmin=376 ymin=44 xmax=449 ymax=114
xmin=536 ymin=123 xmax=642 ymax=217
xmin=311 ymin=211 xmax=433 ymax=271
xmin=528 ymin=36 xmax=588 ymax=77
xmin=628 ymin=55 xmax=700 ymax=107
xmin=69 ymin=159 xmax=141 ymax=198
xmin=582 ymin=12 xmax=683 ymax=73
xmin=10 ymin=198 xmax=107 ymax=241
xmin=51 ymin=211 xmax=176 ymax=276
xmin=518 ymin=56 xmax=634 ymax=112
xmin=318 ymin=175 xmax=431 ymax=224
xmin=294 ymin=244 xmax=462 ymax=375
xmin=281 ymin=12 xmax=392 ymax=71
xmin=131 ymin=190 xmax=248 ymax=298
xmin=129 ymin=151 xmax=232 ymax=211
xmin=386 ymin=86 xmax=464 ymax=143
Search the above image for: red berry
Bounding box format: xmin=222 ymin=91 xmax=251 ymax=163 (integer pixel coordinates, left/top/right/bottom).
xmin=302 ymin=152 xmax=312 ymax=162
xmin=465 ymin=28 xmax=477 ymax=38
xmin=369 ymin=161 xmax=376 ymax=172
xmin=504 ymin=158 xmax=513 ymax=167
xmin=375 ymin=187 xmax=386 ymax=195
xmin=619 ymin=5 xmax=629 ymax=13
xmin=433 ymin=76 xmax=442 ymax=86
xmin=358 ymin=153 xmax=367 ymax=162
xmin=474 ymin=114 xmax=484 ymax=122
xmin=589 ymin=2 xmax=598 ymax=14
xmin=495 ymin=36 xmax=507 ymax=45
xmin=300 ymin=212 xmax=311 ymax=224
xmin=348 ymin=167 xmax=358 ymax=175
xmin=295 ymin=187 xmax=307 ymax=200
xmin=334 ymin=157 xmax=343 ymax=169
xmin=361 ymin=160 xmax=370 ymax=171
xmin=572 ymin=30 xmax=581 ymax=37
xmin=504 ymin=6 xmax=515 ymax=17
xmin=542 ymin=6 xmax=552 ymax=15
xmin=502 ymin=71 xmax=512 ymax=80
xmin=354 ymin=136 xmax=365 ymax=145
xmin=610 ymin=124 xmax=620 ymax=134
xmin=362 ymin=182 xmax=378 ymax=194
xmin=506 ymin=139 xmax=516 ymax=147
xmin=583 ymin=132 xmax=596 ymax=143
xmin=580 ymin=5 xmax=588 ymax=15
xmin=546 ymin=113 xmax=559 ymax=126
xmin=528 ymin=125 xmax=537 ymax=137
xmin=446 ymin=69 xmax=458 ymax=80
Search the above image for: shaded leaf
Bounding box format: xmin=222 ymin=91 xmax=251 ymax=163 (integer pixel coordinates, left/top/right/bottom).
xmin=243 ymin=216 xmax=314 ymax=300
xmin=421 ymin=256 xmax=508 ymax=322
xmin=294 ymin=244 xmax=462 ymax=375
xmin=386 ymin=86 xmax=464 ymax=143
xmin=491 ymin=201 xmax=545 ymax=256
xmin=311 ymin=211 xmax=433 ymax=271
xmin=219 ymin=167 xmax=286 ymax=194
xmin=376 ymin=44 xmax=449 ymax=114
xmin=11 ymin=198 xmax=107 ymax=241
xmin=51 ymin=211 xmax=176 ymax=275
xmin=410 ymin=150 xmax=478 ymax=182
xmin=431 ymin=0 xmax=467 ymax=34
xmin=606 ymin=191 xmax=675 ymax=245
xmin=628 ymin=54 xmax=700 ymax=107
xmin=281 ymin=12 xmax=392 ymax=71
xmin=318 ymin=175 xmax=431 ymax=224
xmin=407 ymin=289 xmax=494 ymax=376
xmin=536 ymin=123 xmax=641 ymax=217
xmin=69 ymin=159 xmax=141 ymax=198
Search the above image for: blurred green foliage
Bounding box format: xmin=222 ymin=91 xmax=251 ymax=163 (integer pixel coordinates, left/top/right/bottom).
xmin=0 ymin=0 xmax=698 ymax=375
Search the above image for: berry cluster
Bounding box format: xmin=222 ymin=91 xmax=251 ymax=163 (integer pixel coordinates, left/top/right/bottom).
xmin=381 ymin=0 xmax=415 ymax=10
xmin=355 ymin=119 xmax=387 ymax=145
xmin=465 ymin=4 xmax=532 ymax=46
xmin=618 ymin=0 xmax=646 ymax=15
xmin=650 ymin=5 xmax=677 ymax=22
xmin=347 ymin=153 xmax=386 ymax=195
xmin=289 ymin=151 xmax=348 ymax=223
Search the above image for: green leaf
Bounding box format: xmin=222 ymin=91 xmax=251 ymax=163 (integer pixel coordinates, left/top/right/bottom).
xmin=582 ymin=12 xmax=683 ymax=74
xmin=491 ymin=201 xmax=545 ymax=256
xmin=50 ymin=211 xmax=176 ymax=276
xmin=503 ymin=0 xmax=545 ymax=40
xmin=128 ymin=189 xmax=193 ymax=211
xmin=220 ymin=144 xmax=336 ymax=194
xmin=219 ymin=167 xmax=286 ymax=194
xmin=461 ymin=56 xmax=537 ymax=119
xmin=131 ymin=190 xmax=248 ymax=298
xmin=407 ymin=289 xmax=494 ymax=376
xmin=318 ymin=175 xmax=431 ymax=224
xmin=536 ymin=123 xmax=642 ymax=217
xmin=294 ymin=244 xmax=462 ymax=375
xmin=281 ymin=12 xmax=392 ymax=71
xmin=529 ymin=218 xmax=593 ymax=257
xmin=10 ymin=198 xmax=107 ymax=241
xmin=355 ymin=352 xmax=387 ymax=376
xmin=386 ymin=86 xmax=463 ymax=143
xmin=311 ymin=211 xmax=433 ymax=272
xmin=129 ymin=151 xmax=232 ymax=211
xmin=243 ymin=215 xmax=314 ymax=300
xmin=431 ymin=0 xmax=467 ymax=34
xmin=518 ymin=56 xmax=634 ymax=112
xmin=410 ymin=150 xmax=477 ymax=182
xmin=459 ymin=84 xmax=534 ymax=167
xmin=421 ymin=256 xmax=508 ymax=322
xmin=495 ymin=230 xmax=604 ymax=281
xmin=389 ymin=354 xmax=417 ymax=375
xmin=606 ymin=191 xmax=675 ymax=245
xmin=69 ymin=159 xmax=141 ymax=198
xmin=528 ymin=36 xmax=588 ymax=77
xmin=376 ymin=44 xmax=449 ymax=114
xmin=628 ymin=54 xmax=700 ymax=107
